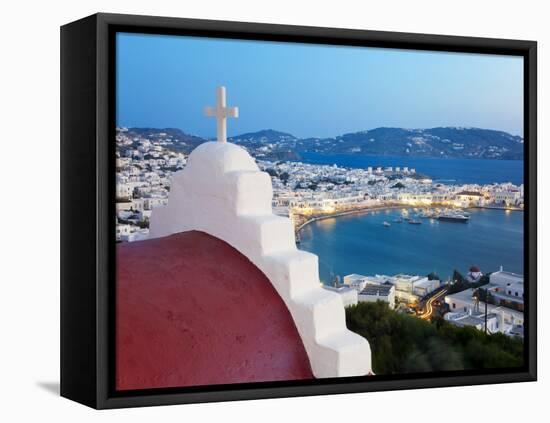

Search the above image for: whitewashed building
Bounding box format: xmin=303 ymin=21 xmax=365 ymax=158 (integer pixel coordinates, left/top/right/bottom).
xmin=116 ymin=183 xmax=133 ymax=199
xmin=358 ymin=283 xmax=395 ymax=309
xmin=323 ymin=285 xmax=358 ymax=307
xmin=444 ymin=288 xmax=524 ymax=336
xmin=454 ymin=190 xmax=485 ymax=206
xmin=147 ymin=87 xmax=372 ymax=378
xmin=343 ymin=274 xmax=370 ymax=291
xmin=488 ymin=268 xmax=524 ymax=309
xmin=444 ymin=310 xmax=501 ymax=333
xmin=392 ymin=274 xmax=438 ymax=297
xmin=494 ymin=189 xmax=521 ymax=205
xmin=412 ymin=278 xmax=441 ymax=297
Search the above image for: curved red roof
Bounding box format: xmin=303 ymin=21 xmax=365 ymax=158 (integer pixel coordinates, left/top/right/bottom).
xmin=116 ymin=230 xmax=313 ymax=391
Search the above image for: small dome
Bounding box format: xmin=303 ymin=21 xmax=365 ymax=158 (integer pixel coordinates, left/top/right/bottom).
xmin=469 ymin=265 xmax=481 ymax=273
xmin=116 ymin=231 xmax=313 ymax=390
xmin=186 ymin=141 xmax=259 ymax=176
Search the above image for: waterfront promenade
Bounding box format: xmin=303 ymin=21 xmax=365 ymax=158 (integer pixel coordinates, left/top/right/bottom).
xmin=294 ymin=202 xmax=524 ymax=235
xmin=294 ymin=203 xmax=405 ymax=234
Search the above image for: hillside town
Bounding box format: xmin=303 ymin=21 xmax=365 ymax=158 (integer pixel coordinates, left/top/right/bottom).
xmin=115 ymin=127 xmax=524 ymax=242
xmin=328 ymin=265 xmax=524 ymax=339
xmin=115 ymin=128 xmax=186 ymax=242
xmin=115 ymin=125 xmax=525 ymax=341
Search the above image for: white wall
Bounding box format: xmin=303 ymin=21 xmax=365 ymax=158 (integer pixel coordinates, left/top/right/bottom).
xmin=149 ymin=141 xmax=372 ymax=378
xmin=2 ymin=1 xmax=547 ymax=422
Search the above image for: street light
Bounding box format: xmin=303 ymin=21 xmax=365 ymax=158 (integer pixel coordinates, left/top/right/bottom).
xmin=472 ymin=287 xmax=488 ymax=334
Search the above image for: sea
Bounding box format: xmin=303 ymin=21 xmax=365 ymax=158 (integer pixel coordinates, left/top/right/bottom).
xmin=298 ymin=152 xmax=524 ymax=185
xmin=295 ymin=154 xmax=525 ymax=282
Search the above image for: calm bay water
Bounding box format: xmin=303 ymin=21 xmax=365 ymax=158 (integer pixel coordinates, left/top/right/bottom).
xmin=299 ymin=208 xmax=524 ymax=283
xmin=299 ymin=152 xmax=524 ymax=185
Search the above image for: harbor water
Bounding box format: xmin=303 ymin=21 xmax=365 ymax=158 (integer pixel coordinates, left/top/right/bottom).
xmin=298 ymin=208 xmax=524 ymax=283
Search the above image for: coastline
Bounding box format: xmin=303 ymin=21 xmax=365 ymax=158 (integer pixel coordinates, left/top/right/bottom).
xmin=472 ymin=205 xmax=523 ymax=212
xmin=295 ymin=203 xmax=524 ymax=234
xmin=295 ymin=204 xmax=406 ymax=234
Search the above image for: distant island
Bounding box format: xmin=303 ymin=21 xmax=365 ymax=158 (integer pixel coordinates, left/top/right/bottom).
xmin=121 ymin=126 xmax=524 ymax=161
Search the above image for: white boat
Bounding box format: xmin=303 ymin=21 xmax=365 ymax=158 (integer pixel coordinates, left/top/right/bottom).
xmin=438 ymin=213 xmax=470 ymax=223
xmin=383 ymin=221 xmax=391 ymax=227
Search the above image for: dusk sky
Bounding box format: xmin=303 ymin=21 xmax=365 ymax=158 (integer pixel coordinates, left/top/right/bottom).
xmin=116 ymin=32 xmax=524 ymax=139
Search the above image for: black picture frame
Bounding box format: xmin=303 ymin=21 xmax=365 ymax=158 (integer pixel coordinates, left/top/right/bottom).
xmin=60 ymin=12 xmax=537 ymax=409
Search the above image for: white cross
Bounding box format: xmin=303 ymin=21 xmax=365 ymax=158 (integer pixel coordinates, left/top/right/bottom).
xmin=204 ymin=86 xmax=239 ymax=143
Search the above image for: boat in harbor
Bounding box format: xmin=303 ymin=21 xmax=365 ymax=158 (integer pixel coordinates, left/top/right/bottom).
xmin=393 ymin=218 xmax=403 ymax=223
xmin=408 ymin=219 xmax=422 ymax=225
xmin=299 ymin=208 xmax=522 ymax=284
xmin=438 ymin=213 xmax=470 ymax=223
xmin=437 ymin=209 xmax=470 ymax=223
xmin=383 ymin=221 xmax=391 ymax=227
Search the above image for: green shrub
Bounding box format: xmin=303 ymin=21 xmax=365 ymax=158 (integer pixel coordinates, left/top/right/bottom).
xmin=346 ymin=301 xmax=523 ymax=375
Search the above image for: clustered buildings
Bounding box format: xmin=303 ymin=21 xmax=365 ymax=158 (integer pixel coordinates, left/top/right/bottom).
xmin=115 ymin=128 xmax=525 ymax=338
xmin=116 ymin=128 xmax=524 ymax=241
xmin=326 ymin=273 xmax=440 ymax=311
xmin=260 ymin=159 xmax=524 ymax=220
xmin=328 ymin=267 xmax=525 ymax=338
xmin=444 ymin=268 xmax=524 ymax=337
xmin=115 ymin=128 xmax=186 ymax=242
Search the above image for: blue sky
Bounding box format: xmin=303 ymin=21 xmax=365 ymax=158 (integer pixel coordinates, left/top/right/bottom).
xmin=116 ymin=32 xmax=524 ymax=138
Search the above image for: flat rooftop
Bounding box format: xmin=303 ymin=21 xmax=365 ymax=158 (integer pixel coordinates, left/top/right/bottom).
xmin=491 ymin=270 xmax=524 ymax=282
xmin=446 ymin=288 xmax=524 ymax=319
xmin=361 ymin=285 xmax=393 ymax=296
